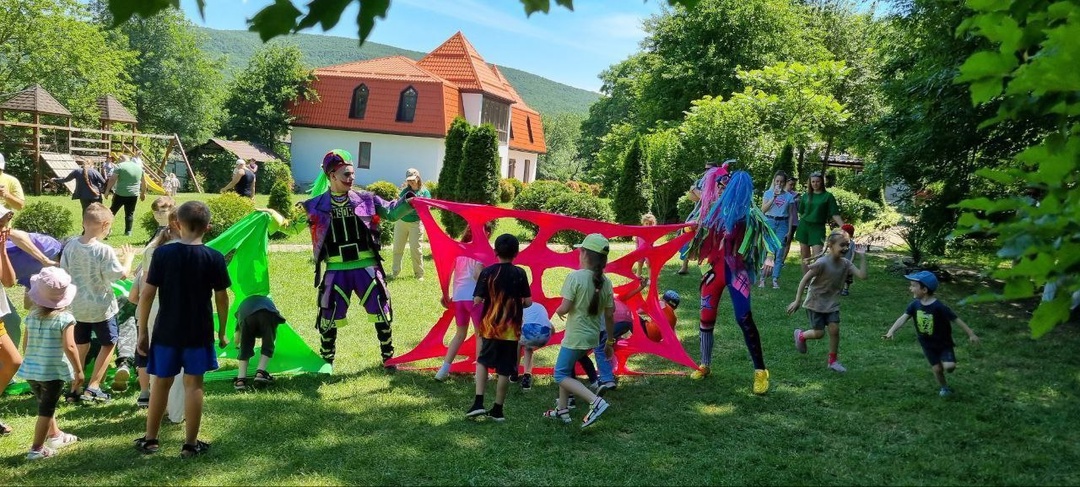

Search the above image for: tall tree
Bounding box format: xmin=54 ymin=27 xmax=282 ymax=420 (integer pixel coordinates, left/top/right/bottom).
xmin=437 ymin=117 xmax=470 ymax=200
xmin=457 ymin=124 xmax=500 ymax=206
xmin=613 ymin=136 xmax=652 ymax=224
xmin=219 ymin=44 xmax=316 ymax=154
xmin=537 ymin=112 xmax=586 ymax=181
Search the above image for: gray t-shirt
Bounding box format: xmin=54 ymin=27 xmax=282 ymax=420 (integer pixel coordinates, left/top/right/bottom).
xmin=803 ymin=256 xmax=857 ymax=313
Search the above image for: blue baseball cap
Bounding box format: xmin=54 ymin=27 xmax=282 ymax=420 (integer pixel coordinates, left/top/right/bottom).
xmin=904 ymin=270 xmax=938 ymax=292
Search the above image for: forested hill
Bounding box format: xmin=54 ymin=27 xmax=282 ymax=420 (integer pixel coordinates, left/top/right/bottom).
xmin=198 ymin=28 xmax=600 ymax=116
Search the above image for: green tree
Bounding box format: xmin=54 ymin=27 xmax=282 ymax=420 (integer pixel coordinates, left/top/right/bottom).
xmin=678 ymin=95 xmax=767 ymax=185
xmin=0 ymin=0 xmax=136 ymax=124
xmin=219 ymin=44 xmax=316 ymax=155
xmin=457 ymin=124 xmax=500 ymax=206
xmin=953 ymin=0 xmax=1080 ymax=337
xmin=589 ymin=123 xmax=639 ymax=195
xmin=437 ymin=117 xmax=470 ymax=200
xmin=537 ymin=112 xmax=586 ymax=181
xmin=643 ymin=127 xmax=684 ymax=222
xmin=613 ymin=137 xmax=652 ymax=224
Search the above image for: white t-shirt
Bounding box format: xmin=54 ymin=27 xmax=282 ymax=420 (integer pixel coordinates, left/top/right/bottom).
xmin=522 ymin=302 xmax=551 ymax=326
xmin=60 ymin=238 xmax=124 ymax=322
xmin=451 ymin=256 xmax=482 ymax=302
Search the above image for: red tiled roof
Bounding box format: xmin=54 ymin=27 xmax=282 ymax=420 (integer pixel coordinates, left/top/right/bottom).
xmin=288 ymin=57 xmax=456 ymax=137
xmin=0 ymin=84 xmax=72 ymax=117
xmin=98 ymin=95 xmax=137 ymax=123
xmin=417 ymin=32 xmax=517 ymax=103
xmin=509 ymin=106 xmax=546 ymax=154
xmin=204 ymin=138 xmax=281 ymax=163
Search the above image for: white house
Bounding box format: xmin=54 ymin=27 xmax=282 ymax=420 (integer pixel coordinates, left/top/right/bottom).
xmin=287 ymin=32 xmax=547 ymax=188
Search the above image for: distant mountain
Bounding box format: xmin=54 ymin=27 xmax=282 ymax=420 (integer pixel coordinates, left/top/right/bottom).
xmin=197 ymin=28 xmax=600 ymax=117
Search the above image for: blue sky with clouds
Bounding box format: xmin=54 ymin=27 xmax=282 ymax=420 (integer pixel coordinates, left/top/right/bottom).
xmin=179 ymin=0 xmax=668 ymax=92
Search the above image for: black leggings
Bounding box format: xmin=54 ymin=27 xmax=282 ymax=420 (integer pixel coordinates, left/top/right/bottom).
xmin=29 ymin=380 xmax=64 ymax=418
xmin=80 ymin=197 xmax=102 ymax=213
xmin=110 ymin=195 xmax=138 ymax=233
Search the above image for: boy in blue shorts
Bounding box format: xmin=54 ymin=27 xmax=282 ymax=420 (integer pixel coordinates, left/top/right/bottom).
xmin=134 ymin=201 xmax=231 ymax=458
xmin=884 ymin=271 xmax=980 ymax=397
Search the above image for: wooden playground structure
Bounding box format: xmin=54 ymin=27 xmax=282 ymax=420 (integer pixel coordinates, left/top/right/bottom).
xmin=0 ymin=84 xmax=202 ymax=194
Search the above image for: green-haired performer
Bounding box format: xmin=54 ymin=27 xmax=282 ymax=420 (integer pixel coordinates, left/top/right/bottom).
xmin=280 ymin=150 xmax=413 ymax=370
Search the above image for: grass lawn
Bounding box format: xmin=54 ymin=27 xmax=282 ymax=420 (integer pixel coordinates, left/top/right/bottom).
xmin=1 ymin=226 xmax=1079 ymax=484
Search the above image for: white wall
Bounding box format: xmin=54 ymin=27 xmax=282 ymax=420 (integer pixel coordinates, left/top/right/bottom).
xmin=290 ymin=126 xmax=446 ymax=188
xmin=461 ymin=93 xmax=483 ymax=125
xmin=507 ymin=149 xmax=538 ymax=182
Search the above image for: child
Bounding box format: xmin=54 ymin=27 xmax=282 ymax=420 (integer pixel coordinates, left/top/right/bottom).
xmin=233 ymin=294 xmax=287 ymax=390
xmin=134 ymin=201 xmax=231 ymax=458
xmin=60 ymin=203 xmax=135 ymax=402
xmin=434 ymin=223 xmax=491 ymax=381
xmin=840 ymin=224 xmax=855 ymax=296
xmin=129 ymin=208 xmax=182 ymax=409
xmin=519 ymin=300 xmax=552 ymax=392
xmin=0 ymin=220 xmax=20 ymax=437
xmin=546 ymin=233 xmax=615 ymax=428
xmin=466 ymin=234 xmax=531 ymax=421
xmin=884 ymin=271 xmax=980 ymax=396
xmin=786 ymin=230 xmax=867 ymax=373
xmin=631 ymin=213 xmax=657 ymax=276
xmin=759 ymin=171 xmax=795 ymax=289
xmin=19 ymin=267 xmax=82 ymax=459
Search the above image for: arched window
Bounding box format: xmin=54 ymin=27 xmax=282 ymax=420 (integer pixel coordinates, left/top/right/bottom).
xmin=350 ymin=84 xmax=369 ymax=119
xmin=396 ymin=86 xmax=417 ymax=122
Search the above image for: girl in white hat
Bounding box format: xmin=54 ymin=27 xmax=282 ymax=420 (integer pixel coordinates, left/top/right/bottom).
xmin=19 ymin=266 xmax=83 ymax=460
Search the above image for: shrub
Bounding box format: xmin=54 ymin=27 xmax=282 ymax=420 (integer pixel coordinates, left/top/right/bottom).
xmin=438 ymin=117 xmax=470 ymax=200
xmin=12 ymin=201 xmax=75 ymax=239
xmin=366 ymin=180 xmax=399 ymax=202
xmin=613 ymin=137 xmax=652 ymax=224
xmin=514 ymin=180 xmax=572 ymax=213
xmin=544 ymin=192 xmax=615 ymax=247
xmin=424 ymin=180 xmax=437 ymax=195
xmin=376 ymin=217 xmax=394 ymax=246
xmin=831 ymin=188 xmax=882 ymax=225
xmin=186 ymin=171 xmax=207 ymax=193
xmin=498 ymin=178 xmax=516 ymax=203
xmin=268 ymin=180 xmax=294 ymax=221
xmin=676 ymin=194 xmax=695 ymax=222
xmin=139 ymin=209 xmax=160 ymax=238
xmin=192 ymin=152 xmax=239 ymax=193
xmin=257 ymin=160 xmax=293 ymax=194
xmin=506 ymin=178 xmax=524 ymax=197
xmin=458 ymin=124 xmax=500 ymax=205
xmin=206 ymin=192 xmax=256 ymax=240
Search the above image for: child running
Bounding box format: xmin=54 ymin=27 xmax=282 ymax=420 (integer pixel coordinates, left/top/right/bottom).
xmin=466 ymin=234 xmax=531 ymax=421
xmin=135 ymin=201 xmax=231 ymax=458
xmin=434 ymin=223 xmax=491 ymax=381
xmin=19 ymin=267 xmax=82 ymax=459
xmin=884 ymin=271 xmax=980 ymax=396
xmin=60 ymin=203 xmax=135 ymax=402
xmin=786 ymin=230 xmax=867 ymax=373
xmin=546 ymin=233 xmax=615 ymax=428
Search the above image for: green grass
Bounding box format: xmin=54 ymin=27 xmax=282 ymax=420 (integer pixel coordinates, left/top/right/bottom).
xmin=1 ymin=246 xmax=1078 ymax=484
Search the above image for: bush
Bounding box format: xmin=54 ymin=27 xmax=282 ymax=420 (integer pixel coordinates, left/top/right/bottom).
xmin=424 ymin=180 xmax=437 ymax=196
xmin=506 ymin=178 xmax=524 ymax=197
xmin=366 ymin=180 xmax=399 ymax=202
xmin=544 ymin=192 xmax=615 ymax=247
xmin=438 ymin=117 xmax=470 ymax=200
xmin=458 ymin=124 xmax=500 ymax=205
xmin=514 ymin=180 xmax=572 ymax=213
xmin=498 ymin=178 xmax=516 ymax=203
xmin=186 ymin=171 xmax=207 ymax=193
xmin=831 ymin=188 xmax=882 ymax=225
xmin=565 ymin=180 xmax=601 ymax=196
xmin=192 ymin=152 xmax=239 ymax=193
xmin=139 ymin=209 xmax=160 ymax=238
xmin=13 ymin=201 xmax=75 ymax=239
xmin=676 ymin=194 xmax=695 ymax=222
xmin=257 ymin=160 xmax=293 ymax=195
xmin=206 ymin=192 xmax=256 ymax=240
xmin=268 ymin=180 xmax=294 ymax=221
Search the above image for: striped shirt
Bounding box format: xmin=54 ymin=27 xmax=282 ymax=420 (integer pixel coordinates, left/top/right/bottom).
xmin=19 ymin=310 xmax=76 ymax=382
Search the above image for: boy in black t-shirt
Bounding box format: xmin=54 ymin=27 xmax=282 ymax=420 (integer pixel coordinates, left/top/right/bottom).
xmin=884 ymin=271 xmax=980 ymax=397
xmin=134 ymin=201 xmax=231 ymax=458
xmin=466 ymin=234 xmax=531 ymax=422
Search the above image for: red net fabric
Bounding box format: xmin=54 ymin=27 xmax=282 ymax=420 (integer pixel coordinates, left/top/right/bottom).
xmin=385 ymin=198 xmax=698 ymax=375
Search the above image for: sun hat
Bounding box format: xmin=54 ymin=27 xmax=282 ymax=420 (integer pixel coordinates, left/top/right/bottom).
xmin=574 ymin=233 xmax=610 ymax=255
xmin=904 ymin=270 xmax=939 ymax=293
xmin=28 ymin=267 xmax=78 ymax=309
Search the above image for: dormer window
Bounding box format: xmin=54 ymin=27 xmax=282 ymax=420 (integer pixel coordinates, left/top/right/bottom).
xmin=350 ymin=84 xmax=368 ymax=119
xmin=397 ymin=86 xmax=417 ymax=122
xmin=526 ymin=116 xmax=534 ymax=143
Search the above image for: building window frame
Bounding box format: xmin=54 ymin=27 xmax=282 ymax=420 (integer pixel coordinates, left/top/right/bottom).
xmin=396 ymin=86 xmax=417 ymax=122
xmin=357 ymin=141 xmax=372 ymax=169
xmin=350 ymin=84 xmax=369 ymax=119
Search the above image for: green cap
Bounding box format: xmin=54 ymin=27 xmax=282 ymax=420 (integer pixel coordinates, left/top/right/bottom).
xmin=574 ymin=233 xmax=610 ymax=255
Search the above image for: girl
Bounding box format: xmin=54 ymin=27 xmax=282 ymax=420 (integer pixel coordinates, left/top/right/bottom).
xmin=786 ymin=230 xmax=868 ymax=373
xmin=545 ymin=233 xmax=615 ymax=428
xmin=0 ymin=218 xmax=20 ymax=436
xmin=632 ymin=212 xmax=658 ymax=276
xmin=795 ymin=172 xmax=845 ymax=275
xmin=759 ymin=171 xmax=795 ymax=289
xmin=434 ymin=224 xmax=488 ymax=381
xmin=20 ymin=267 xmax=82 ymax=459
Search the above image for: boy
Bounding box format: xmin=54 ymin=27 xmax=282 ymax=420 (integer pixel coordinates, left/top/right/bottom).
xmin=233 ymin=294 xmax=287 ymax=391
xmin=884 ymin=271 xmax=980 ymax=396
xmin=134 ymin=201 xmax=230 ymax=458
xmin=840 ymin=224 xmax=855 ymax=296
xmin=59 ymin=203 xmax=135 ymax=402
xmin=466 ymin=234 xmax=531 ymax=421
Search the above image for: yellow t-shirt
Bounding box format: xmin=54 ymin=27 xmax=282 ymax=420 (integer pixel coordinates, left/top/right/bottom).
xmin=560 ymin=269 xmax=614 ymax=350
xmin=0 ymin=173 xmax=25 ymax=203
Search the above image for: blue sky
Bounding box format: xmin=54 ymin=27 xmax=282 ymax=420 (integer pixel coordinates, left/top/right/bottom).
xmin=179 ymin=0 xmax=668 ymax=92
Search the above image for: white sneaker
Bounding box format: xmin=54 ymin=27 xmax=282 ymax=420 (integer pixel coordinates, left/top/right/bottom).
xmin=45 ymin=432 xmax=79 ymax=450
xmin=828 ymin=362 xmax=847 ymax=373
xmin=434 ymin=366 xmax=450 ymax=382
xmin=26 ymin=446 xmax=57 ymax=460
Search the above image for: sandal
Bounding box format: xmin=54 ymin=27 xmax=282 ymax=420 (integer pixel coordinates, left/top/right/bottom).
xmin=64 ymin=391 xmax=82 ymax=404
xmin=0 ymin=421 xmax=11 ymax=436
xmin=133 ymin=436 xmax=160 ymax=454
xmin=180 ymin=440 xmax=211 ymax=459
xmin=254 ymin=369 xmax=274 ymax=384
xmin=234 ymin=377 xmax=248 ymax=391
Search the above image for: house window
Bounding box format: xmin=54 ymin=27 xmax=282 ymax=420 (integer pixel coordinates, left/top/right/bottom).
xmin=510 ymin=123 xmax=515 ymax=140
xmin=397 ymin=86 xmax=417 ymax=122
xmin=357 ymin=142 xmax=371 ymax=169
xmin=526 ymin=116 xmax=534 ymax=143
xmin=480 ymin=98 xmax=510 ymax=143
xmin=524 ymin=159 xmax=532 ymax=183
xmin=508 ymin=158 xmax=516 ymax=179
xmin=350 ymin=84 xmax=369 ymax=119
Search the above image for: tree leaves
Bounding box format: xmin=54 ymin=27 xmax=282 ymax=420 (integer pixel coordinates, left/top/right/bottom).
xmin=248 ymin=0 xmax=303 ymax=42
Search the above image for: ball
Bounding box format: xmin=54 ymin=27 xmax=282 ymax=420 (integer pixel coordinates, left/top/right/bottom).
xmin=520 ymin=322 xmax=553 ymax=349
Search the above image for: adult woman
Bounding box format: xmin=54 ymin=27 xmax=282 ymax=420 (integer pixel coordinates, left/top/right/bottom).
xmin=220 ymin=159 xmax=255 ymax=198
xmin=795 ymin=171 xmax=844 ymax=274
xmin=51 ymin=158 xmax=106 ymax=211
xmin=391 ymin=168 xmax=431 ymax=279
xmin=103 ymin=153 xmax=146 ymax=237
xmin=758 ymin=171 xmax=795 ymax=288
